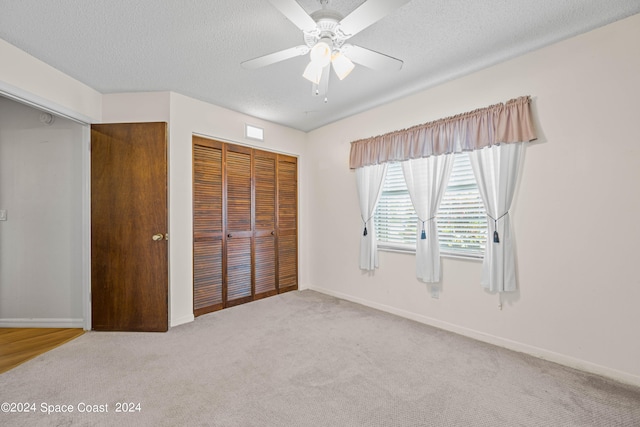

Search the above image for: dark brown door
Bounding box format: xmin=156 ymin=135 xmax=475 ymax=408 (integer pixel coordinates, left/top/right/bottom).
xmin=91 ymin=122 xmax=168 ymax=332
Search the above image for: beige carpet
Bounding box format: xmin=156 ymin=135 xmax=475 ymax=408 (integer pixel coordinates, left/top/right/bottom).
xmin=1 ymin=290 xmax=639 ymax=426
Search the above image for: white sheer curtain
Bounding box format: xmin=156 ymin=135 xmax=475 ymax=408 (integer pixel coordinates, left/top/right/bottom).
xmin=355 ymin=163 xmax=388 ymax=270
xmin=469 ymin=142 xmax=524 ymax=292
xmin=401 ymin=154 xmax=453 ymax=283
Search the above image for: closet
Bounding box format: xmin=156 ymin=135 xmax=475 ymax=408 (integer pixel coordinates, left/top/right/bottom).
xmin=193 ymin=136 xmax=298 ymax=316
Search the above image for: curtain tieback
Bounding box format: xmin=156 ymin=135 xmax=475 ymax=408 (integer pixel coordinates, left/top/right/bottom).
xmin=487 ymin=212 xmax=509 ymax=243
xmin=362 ymin=215 xmax=374 ymax=237
xmin=419 ymin=216 xmax=437 ymax=240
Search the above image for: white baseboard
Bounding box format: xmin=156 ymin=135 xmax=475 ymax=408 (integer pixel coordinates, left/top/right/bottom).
xmin=307 ymin=285 xmax=640 ymax=388
xmin=0 ymin=318 xmax=84 ymax=328
xmin=170 ymin=314 xmax=194 ymax=328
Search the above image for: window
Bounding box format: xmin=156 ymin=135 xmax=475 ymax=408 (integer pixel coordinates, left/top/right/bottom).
xmin=374 ymin=153 xmax=487 ymax=258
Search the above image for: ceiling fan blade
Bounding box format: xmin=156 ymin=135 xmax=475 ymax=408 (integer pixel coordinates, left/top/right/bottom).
xmin=338 ymin=0 xmax=412 ymax=37
xmin=268 ymin=0 xmax=317 ymax=32
xmin=342 ymin=44 xmax=403 ymax=71
xmin=241 ymin=45 xmax=310 ymax=69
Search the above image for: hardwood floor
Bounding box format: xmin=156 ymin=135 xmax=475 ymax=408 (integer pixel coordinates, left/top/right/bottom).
xmin=0 ymin=328 xmax=84 ymax=374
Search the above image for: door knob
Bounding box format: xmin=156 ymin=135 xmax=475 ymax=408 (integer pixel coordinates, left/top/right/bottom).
xmin=152 ymin=233 xmax=165 ymax=241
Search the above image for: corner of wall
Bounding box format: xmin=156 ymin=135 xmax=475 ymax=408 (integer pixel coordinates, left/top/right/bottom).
xmin=0 ymin=39 xmax=101 ymax=122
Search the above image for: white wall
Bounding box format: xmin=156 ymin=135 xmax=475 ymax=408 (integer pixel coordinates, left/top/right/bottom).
xmin=101 ymin=92 xmax=308 ymax=328
xmin=101 ymin=92 xmax=171 ymax=123
xmin=306 ymin=14 xmax=640 ymax=386
xmin=0 ymin=97 xmax=84 ymax=326
xmin=0 ymin=39 xmax=101 ymax=122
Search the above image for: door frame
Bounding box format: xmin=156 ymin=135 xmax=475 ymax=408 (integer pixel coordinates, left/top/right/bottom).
xmin=0 ymin=83 xmax=93 ymax=331
xmin=81 ymin=125 xmax=92 ymax=331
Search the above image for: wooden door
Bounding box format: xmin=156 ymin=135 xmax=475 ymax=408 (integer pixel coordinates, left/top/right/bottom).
xmin=91 ymin=122 xmax=168 ymax=332
xmin=193 ymin=138 xmax=224 ymax=316
xmin=253 ymin=150 xmax=277 ymax=299
xmin=225 ymin=145 xmax=253 ymax=306
xmin=192 ymin=137 xmax=297 ymax=315
xmin=278 ymin=155 xmax=298 ymax=292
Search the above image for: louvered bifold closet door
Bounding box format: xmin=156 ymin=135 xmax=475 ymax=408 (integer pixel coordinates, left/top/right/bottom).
xmin=225 ymin=145 xmax=254 ymax=306
xmin=193 ymin=138 xmax=224 ymax=316
xmin=277 ymin=155 xmax=298 ymax=292
xmin=254 ymin=150 xmax=278 ymax=299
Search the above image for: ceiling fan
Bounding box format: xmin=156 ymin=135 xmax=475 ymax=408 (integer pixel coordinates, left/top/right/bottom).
xmin=242 ymin=0 xmax=411 ymax=100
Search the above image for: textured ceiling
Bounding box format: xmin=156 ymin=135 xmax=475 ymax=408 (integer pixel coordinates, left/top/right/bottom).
xmin=1 ymin=0 xmax=639 ymax=131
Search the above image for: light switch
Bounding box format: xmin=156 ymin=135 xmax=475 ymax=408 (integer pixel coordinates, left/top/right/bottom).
xmin=0 ymin=210 xmax=6 ymax=221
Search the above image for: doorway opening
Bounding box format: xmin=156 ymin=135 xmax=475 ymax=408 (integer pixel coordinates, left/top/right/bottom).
xmin=0 ymin=96 xmax=88 ymax=329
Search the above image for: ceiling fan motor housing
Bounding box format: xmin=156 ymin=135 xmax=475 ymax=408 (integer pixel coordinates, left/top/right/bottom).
xmin=304 ymin=9 xmax=347 ymax=52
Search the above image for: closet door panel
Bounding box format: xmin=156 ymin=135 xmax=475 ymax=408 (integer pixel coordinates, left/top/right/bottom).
xmin=254 ymin=151 xmax=277 ymax=297
xmin=255 ymin=235 xmax=276 ymax=296
xmin=193 ymin=143 xmax=223 ymax=235
xmin=193 ymin=239 xmax=223 ymax=311
xmin=226 ymin=236 xmax=252 ymax=304
xmin=278 ymin=157 xmax=298 ymax=231
xmin=254 ymin=153 xmax=276 ymax=230
xmin=193 ymin=140 xmax=224 ymax=315
xmin=278 ymin=233 xmax=297 ymax=290
xmin=225 ymin=146 xmax=253 ymax=305
xmin=277 ymin=156 xmax=298 ymax=292
xmin=226 ymin=148 xmax=252 ymax=232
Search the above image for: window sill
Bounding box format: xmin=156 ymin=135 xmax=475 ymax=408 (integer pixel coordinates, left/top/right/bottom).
xmin=378 ymin=244 xmax=483 ymax=261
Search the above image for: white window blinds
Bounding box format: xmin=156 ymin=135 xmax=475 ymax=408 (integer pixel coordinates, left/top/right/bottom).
xmin=375 ymin=153 xmax=487 ymax=258
xmin=375 ymin=162 xmax=417 ymax=250
xmin=437 ymin=153 xmax=487 ymax=258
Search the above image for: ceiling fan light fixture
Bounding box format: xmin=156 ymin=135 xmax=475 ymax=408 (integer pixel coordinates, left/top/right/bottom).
xmin=303 ymin=37 xmax=333 ymax=84
xmin=302 ymin=61 xmax=323 ymax=84
xmin=331 ymin=51 xmax=355 ymax=80
xmin=309 ymin=37 xmax=332 ymax=67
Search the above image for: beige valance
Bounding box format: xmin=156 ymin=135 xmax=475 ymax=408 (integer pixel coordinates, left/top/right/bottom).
xmin=349 ymin=96 xmax=537 ymax=169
